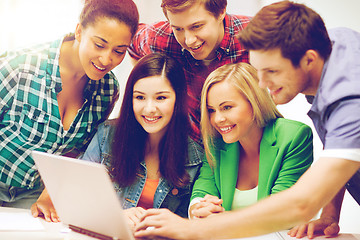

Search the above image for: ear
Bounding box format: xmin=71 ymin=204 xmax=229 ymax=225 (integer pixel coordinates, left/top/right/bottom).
xmin=301 ymin=50 xmax=318 ymax=69
xmin=218 ymin=8 xmax=226 ymax=21
xmin=75 ymin=23 xmax=82 ymax=42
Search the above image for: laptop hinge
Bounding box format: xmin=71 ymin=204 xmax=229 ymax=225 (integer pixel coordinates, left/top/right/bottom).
xmin=69 ymin=224 xmax=119 ymax=240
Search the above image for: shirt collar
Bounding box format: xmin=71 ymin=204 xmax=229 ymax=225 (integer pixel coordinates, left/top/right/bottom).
xmin=217 ymin=14 xmax=234 ymax=55
xmin=45 ymin=37 xmax=64 ymax=93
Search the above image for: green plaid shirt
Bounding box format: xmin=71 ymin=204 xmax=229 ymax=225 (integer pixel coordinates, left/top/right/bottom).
xmin=0 ymin=37 xmax=119 ymax=189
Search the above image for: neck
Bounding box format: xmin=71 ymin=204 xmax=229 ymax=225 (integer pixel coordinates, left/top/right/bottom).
xmin=59 ymin=39 xmax=86 ymax=83
xmin=239 ymin=125 xmax=263 ymax=157
xmin=304 ymin=57 xmax=325 ymax=96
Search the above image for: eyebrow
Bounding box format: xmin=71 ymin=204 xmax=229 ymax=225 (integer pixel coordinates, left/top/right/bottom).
xmin=94 ymin=36 xmax=129 ymax=48
xmin=207 ymin=101 xmax=232 ymax=108
xmin=133 ymin=90 xmax=172 ymax=94
xmin=171 ymin=21 xmax=203 ymax=29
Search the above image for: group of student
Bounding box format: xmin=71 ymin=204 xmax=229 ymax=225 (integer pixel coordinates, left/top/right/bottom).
xmin=0 ymin=0 xmax=359 ymax=239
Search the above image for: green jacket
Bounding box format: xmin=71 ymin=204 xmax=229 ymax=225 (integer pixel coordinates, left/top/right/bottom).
xmin=191 ymin=118 xmax=313 ymax=211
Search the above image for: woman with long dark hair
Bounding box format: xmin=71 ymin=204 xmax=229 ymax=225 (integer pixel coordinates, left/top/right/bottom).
xmin=32 ymin=53 xmax=203 ymax=228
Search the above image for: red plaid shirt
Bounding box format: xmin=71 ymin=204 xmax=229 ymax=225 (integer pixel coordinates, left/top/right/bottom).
xmin=128 ymin=14 xmax=251 ymax=144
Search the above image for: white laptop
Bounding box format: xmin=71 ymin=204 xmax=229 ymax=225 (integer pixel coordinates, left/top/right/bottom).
xmin=31 ymin=150 xmax=134 ymax=240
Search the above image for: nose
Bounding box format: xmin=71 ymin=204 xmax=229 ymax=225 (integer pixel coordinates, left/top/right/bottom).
xmin=214 ymin=112 xmax=226 ymax=125
xmin=144 ymin=100 xmax=156 ymax=114
xmin=184 ymin=30 xmax=197 ymax=47
xmin=99 ymin=50 xmax=112 ymax=66
xmin=257 ymin=71 xmax=269 ymax=89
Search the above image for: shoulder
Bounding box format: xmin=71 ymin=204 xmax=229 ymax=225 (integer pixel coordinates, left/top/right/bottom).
xmin=94 ymin=119 xmax=117 ymax=142
xmin=129 ymin=22 xmax=182 ymax=59
xmin=1 ymin=40 xmax=56 ymax=71
xmin=186 ymin=137 xmax=204 ymax=166
xmin=225 ymin=14 xmax=252 ymax=33
xmin=133 ymin=21 xmax=175 ymax=43
xmin=266 ymin=118 xmax=313 ymax=141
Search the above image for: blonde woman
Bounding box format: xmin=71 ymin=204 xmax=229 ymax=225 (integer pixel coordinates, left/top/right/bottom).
xmin=189 ymin=62 xmax=314 ymax=218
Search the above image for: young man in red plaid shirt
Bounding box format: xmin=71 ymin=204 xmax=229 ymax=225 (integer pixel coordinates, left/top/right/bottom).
xmin=128 ymin=0 xmax=251 ymax=144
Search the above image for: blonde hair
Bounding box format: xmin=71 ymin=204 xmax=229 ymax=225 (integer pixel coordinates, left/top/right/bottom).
xmin=200 ymin=62 xmax=283 ymax=165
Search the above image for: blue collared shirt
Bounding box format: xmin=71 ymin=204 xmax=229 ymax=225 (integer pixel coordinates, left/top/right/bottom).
xmin=307 ymin=27 xmax=360 ymax=150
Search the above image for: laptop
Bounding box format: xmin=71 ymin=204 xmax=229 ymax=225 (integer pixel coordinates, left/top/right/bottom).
xmin=31 ymin=150 xmax=134 ymax=240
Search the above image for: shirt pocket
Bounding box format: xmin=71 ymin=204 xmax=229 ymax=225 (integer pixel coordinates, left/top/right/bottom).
xmin=18 ymin=103 xmax=50 ymax=144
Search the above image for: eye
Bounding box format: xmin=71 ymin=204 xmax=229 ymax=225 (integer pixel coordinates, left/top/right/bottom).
xmin=115 ymin=50 xmax=126 ymax=55
xmin=157 ymin=96 xmax=167 ymax=100
xmin=267 ymin=69 xmax=277 ymax=74
xmin=173 ymin=27 xmax=183 ymax=32
xmin=207 ymin=108 xmax=215 ymax=114
xmin=192 ymin=24 xmax=203 ymax=30
xmin=134 ymin=95 xmax=144 ymax=100
xmin=95 ymin=43 xmax=104 ymax=49
xmin=223 ymin=105 xmax=232 ymax=111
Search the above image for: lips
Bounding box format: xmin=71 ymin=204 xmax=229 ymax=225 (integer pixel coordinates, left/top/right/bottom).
xmin=268 ymin=87 xmax=282 ymax=96
xmin=92 ymin=62 xmax=106 ymax=71
xmin=189 ymin=41 xmax=204 ymax=52
xmin=218 ymin=125 xmax=235 ymax=134
xmin=143 ymin=116 xmax=161 ymax=123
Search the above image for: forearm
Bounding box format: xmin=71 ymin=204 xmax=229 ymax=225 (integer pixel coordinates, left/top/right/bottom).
xmin=189 ymin=158 xmax=360 ymax=239
xmin=190 ymin=189 xmax=312 ymax=239
xmin=320 ymin=186 xmax=345 ymax=221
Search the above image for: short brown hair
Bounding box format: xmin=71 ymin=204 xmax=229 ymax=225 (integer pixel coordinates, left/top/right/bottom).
xmin=161 ymin=0 xmax=227 ymax=18
xmin=238 ymin=1 xmax=331 ymax=66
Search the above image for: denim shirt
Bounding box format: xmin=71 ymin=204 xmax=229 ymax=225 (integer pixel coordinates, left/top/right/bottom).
xmin=82 ymin=119 xmax=203 ymax=218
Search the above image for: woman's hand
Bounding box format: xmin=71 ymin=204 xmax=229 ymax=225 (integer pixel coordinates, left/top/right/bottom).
xmin=30 ymin=188 xmax=60 ymax=222
xmin=190 ymin=194 xmax=224 ymax=219
xmin=134 ymin=208 xmax=197 ymax=239
xmin=124 ymin=207 xmax=146 ymax=232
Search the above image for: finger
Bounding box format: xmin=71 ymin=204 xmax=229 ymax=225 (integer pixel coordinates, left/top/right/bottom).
xmin=202 ymin=195 xmax=223 ymax=205
xmin=192 ymin=204 xmax=224 ymax=218
xmin=287 ymin=225 xmax=299 ymax=237
xmin=31 ymin=204 xmax=39 ymax=218
xmin=295 ymin=224 xmax=308 ymax=239
xmin=324 ymin=223 xmax=340 ymax=237
xmin=307 ymin=222 xmax=315 ymax=239
xmin=50 ymin=210 xmax=60 ymax=223
xmin=139 ymin=208 xmax=168 ymax=222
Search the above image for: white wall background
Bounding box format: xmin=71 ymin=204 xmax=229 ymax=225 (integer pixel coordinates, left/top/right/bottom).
xmin=1 ymin=0 xmax=359 ymax=234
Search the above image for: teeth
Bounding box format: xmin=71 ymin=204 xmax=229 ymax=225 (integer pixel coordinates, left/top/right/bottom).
xmin=93 ymin=63 xmax=105 ymax=71
xmin=144 ymin=116 xmax=160 ymax=121
xmin=191 ymin=42 xmax=203 ymax=50
xmin=220 ymin=126 xmax=233 ymax=132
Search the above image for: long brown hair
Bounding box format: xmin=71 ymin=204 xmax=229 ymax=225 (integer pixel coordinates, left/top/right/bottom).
xmin=111 ymin=53 xmax=190 ymax=187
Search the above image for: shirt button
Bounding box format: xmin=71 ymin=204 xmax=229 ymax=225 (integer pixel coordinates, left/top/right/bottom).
xmin=159 ymin=189 xmax=163 ymax=193
xmin=172 ymin=188 xmax=178 ymax=195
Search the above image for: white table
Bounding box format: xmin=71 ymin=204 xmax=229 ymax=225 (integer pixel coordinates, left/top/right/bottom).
xmin=0 ymin=206 xmax=359 ymax=240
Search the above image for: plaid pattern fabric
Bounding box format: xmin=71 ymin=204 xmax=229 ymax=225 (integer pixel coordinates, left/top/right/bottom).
xmin=0 ymin=37 xmax=119 ymax=189
xmin=128 ymin=14 xmax=251 ymax=143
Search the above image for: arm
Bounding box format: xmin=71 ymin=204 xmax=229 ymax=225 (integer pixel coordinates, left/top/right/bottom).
xmin=134 ymin=157 xmax=360 ymax=239
xmin=271 ymin=124 xmax=313 ymax=194
xmin=189 ymin=155 xmax=223 ymax=218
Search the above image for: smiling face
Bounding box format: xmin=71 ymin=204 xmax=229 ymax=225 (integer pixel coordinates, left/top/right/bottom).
xmin=207 ymin=80 xmax=256 ymax=144
xmin=76 ymin=17 xmax=132 ymax=80
xmin=249 ymin=48 xmax=313 ymax=105
xmin=167 ymin=2 xmax=225 ymax=60
xmin=133 ymin=76 xmax=176 ymax=138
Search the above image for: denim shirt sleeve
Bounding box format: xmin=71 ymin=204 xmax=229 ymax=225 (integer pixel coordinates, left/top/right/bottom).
xmin=82 ymin=120 xmax=116 ymax=169
xmin=159 ymin=137 xmax=203 ymax=218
